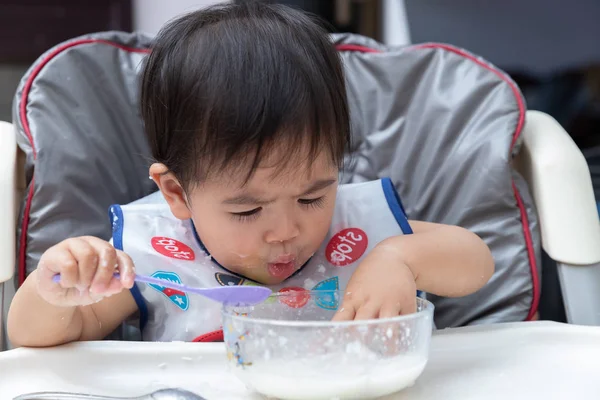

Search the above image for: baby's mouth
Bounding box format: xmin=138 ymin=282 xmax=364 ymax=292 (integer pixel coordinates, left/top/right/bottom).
xmin=267 ymin=254 xmax=297 ymax=278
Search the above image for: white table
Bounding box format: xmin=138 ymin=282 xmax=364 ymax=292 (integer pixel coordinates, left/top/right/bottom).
xmin=2 ymin=321 xmax=599 ymax=399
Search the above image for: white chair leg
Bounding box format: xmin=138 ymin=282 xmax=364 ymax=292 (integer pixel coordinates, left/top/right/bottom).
xmin=0 ymin=283 xmax=4 ymax=351
xmin=557 ymin=262 xmax=600 ymax=326
xmin=1 ymin=279 xmax=16 ymax=351
xmin=0 ymin=121 xmax=18 ymax=351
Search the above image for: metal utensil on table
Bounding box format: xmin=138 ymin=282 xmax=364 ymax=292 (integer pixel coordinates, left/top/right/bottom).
xmin=13 ymin=388 xmax=206 ymax=400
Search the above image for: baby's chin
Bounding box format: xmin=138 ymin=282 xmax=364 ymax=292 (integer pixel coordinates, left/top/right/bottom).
xmin=224 ymin=255 xmax=310 ymax=286
xmin=241 ymin=269 xmax=297 ymax=286
xmin=255 ymin=274 xmax=290 ymax=286
xmin=220 ymin=265 xmax=280 ymax=286
xmin=235 ymin=270 xmax=287 ymax=286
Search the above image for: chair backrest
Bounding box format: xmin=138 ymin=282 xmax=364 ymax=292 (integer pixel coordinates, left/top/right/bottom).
xmin=12 ymin=31 xmax=540 ymax=328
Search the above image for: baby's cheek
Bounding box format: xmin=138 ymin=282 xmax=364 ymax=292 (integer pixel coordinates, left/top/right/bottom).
xmin=220 ymin=239 xmax=264 ymax=267
xmin=310 ymin=219 xmax=332 ymax=248
xmin=228 ymin=238 xmax=261 ymax=260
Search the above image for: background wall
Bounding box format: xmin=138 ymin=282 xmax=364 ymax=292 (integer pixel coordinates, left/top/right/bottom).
xmin=133 ymin=0 xmax=228 ymax=35
xmin=405 ymin=0 xmax=600 ymax=75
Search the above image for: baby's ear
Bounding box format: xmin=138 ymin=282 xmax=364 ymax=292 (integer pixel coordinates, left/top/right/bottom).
xmin=149 ymin=163 xmax=192 ymax=220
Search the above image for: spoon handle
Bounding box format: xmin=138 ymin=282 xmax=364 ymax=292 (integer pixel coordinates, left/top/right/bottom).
xmin=127 ymin=273 xmax=197 ymax=293
xmin=51 ymin=273 xmax=271 ymax=305
xmin=51 ymin=273 xmax=199 ymax=295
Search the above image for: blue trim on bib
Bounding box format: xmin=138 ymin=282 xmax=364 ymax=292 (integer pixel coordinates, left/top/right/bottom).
xmin=109 ymin=204 xmax=125 ymax=250
xmin=379 ymin=180 xmax=423 ymax=297
xmin=129 ymin=283 xmax=147 ymax=328
xmin=381 ymin=178 xmax=413 ymax=234
xmin=109 ymin=204 xmax=148 ymax=331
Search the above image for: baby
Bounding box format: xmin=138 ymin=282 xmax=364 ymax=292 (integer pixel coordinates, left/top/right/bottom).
xmin=8 ymin=2 xmax=494 ymax=346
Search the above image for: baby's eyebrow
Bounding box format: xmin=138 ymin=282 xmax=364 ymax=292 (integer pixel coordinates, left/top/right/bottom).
xmin=222 ymin=178 xmax=336 ymax=206
xmin=299 ymin=178 xmax=337 ymax=196
xmin=222 ymin=194 xmax=274 ymax=206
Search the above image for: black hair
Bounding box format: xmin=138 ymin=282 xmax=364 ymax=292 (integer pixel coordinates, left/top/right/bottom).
xmin=140 ymin=1 xmax=350 ymax=190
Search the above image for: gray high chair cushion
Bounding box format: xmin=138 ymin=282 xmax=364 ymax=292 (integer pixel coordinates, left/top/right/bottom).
xmin=13 ymin=32 xmax=155 ymax=285
xmin=13 ymin=31 xmax=541 ymax=329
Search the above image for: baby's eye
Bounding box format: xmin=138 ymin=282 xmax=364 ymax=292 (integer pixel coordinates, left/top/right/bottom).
xmin=298 ymin=196 xmax=326 ymax=209
xmin=231 ymin=207 xmax=262 ymax=222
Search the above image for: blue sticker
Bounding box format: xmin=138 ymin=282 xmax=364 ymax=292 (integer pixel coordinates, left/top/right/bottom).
xmin=148 ymin=271 xmax=189 ymax=311
xmin=312 ymin=276 xmax=339 ymax=310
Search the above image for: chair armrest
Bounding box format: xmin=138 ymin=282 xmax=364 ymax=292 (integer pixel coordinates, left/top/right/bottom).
xmin=515 ymin=111 xmax=600 ymax=265
xmin=0 ymin=121 xmax=16 ymax=284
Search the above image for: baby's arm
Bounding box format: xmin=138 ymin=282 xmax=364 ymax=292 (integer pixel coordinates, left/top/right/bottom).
xmin=7 ymin=237 xmax=138 ymax=347
xmin=386 ymin=220 xmax=495 ymax=296
xmin=334 ymin=221 xmax=494 ymax=320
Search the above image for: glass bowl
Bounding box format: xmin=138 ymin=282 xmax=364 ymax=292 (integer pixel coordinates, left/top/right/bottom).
xmin=222 ymin=290 xmax=434 ymax=400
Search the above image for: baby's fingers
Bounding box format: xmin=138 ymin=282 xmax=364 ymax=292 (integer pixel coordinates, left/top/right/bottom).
xmin=93 ymin=249 xmax=135 ymax=294
xmin=398 ymin=294 xmax=417 ymax=315
xmin=89 ymin=245 xmax=118 ymax=294
xmin=37 ymin=247 xmax=78 ymax=290
xmin=332 ymin=301 xmax=356 ymax=322
xmin=378 ymin=302 xmax=403 ymax=319
xmin=67 ymin=238 xmax=99 ymax=289
xmin=354 ymin=302 xmax=380 ymax=321
xmin=116 ymin=250 xmax=135 ymax=289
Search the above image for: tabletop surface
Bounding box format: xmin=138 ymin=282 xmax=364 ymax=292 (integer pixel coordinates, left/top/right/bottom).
xmin=2 ymin=321 xmax=599 ymax=399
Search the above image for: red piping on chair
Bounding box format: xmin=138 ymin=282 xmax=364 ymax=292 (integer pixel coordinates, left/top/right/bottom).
xmin=18 ymin=39 xmax=150 ymax=285
xmin=335 ymin=44 xmax=381 ymax=54
xmin=335 ymin=43 xmax=539 ymax=321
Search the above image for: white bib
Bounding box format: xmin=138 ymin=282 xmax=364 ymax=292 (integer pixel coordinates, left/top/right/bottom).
xmin=111 ymin=178 xmax=413 ymax=342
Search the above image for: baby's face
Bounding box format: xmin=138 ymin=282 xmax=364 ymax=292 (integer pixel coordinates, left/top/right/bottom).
xmin=155 ymin=150 xmax=338 ymax=285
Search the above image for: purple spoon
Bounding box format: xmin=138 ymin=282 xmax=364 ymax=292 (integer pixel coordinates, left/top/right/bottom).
xmin=52 ymin=273 xmax=271 ymax=305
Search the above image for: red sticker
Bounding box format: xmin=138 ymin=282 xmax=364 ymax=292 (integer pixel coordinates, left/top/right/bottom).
xmin=278 ymin=287 xmax=310 ymax=308
xmin=163 ymin=288 xmax=186 ymax=297
xmin=326 ymin=228 xmax=368 ymax=267
xmin=151 ymin=237 xmax=196 ymax=261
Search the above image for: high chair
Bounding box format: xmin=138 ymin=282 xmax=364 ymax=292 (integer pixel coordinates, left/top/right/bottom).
xmin=1 ymin=32 xmax=599 ymax=352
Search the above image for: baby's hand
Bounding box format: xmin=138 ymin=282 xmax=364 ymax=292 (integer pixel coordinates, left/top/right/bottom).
xmin=35 ymin=236 xmax=135 ymax=307
xmin=333 ymin=244 xmax=417 ymax=321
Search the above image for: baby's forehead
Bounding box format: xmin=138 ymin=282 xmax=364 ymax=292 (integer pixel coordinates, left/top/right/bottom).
xmin=216 ymin=153 xmax=338 ymax=191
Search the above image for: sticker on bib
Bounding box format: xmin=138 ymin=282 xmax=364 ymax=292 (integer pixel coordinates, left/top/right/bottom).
xmin=278 ymin=287 xmax=310 ymax=308
xmin=148 ymin=271 xmax=189 ymax=311
xmin=151 ymin=237 xmax=195 ymax=261
xmin=326 ymin=228 xmax=368 ymax=266
xmin=215 ymin=272 xmax=245 ymax=286
xmin=312 ymin=276 xmax=339 ymax=310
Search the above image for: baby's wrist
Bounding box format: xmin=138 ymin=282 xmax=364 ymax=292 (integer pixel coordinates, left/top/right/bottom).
xmin=372 ymin=238 xmax=417 ymax=279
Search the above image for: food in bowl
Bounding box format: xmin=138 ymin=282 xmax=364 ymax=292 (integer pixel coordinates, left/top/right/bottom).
xmin=222 ymin=290 xmax=434 ymax=400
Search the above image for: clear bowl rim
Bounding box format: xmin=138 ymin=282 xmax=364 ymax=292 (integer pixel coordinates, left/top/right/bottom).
xmin=221 ymin=290 xmax=434 ymax=328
